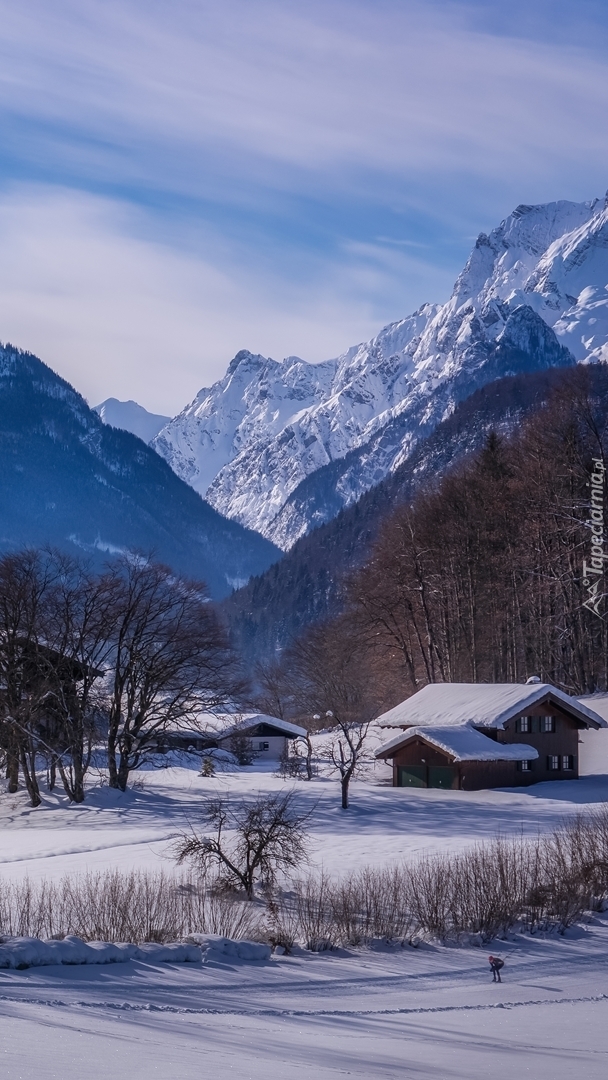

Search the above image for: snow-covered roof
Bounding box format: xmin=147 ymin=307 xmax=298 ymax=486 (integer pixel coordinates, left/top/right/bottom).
xmin=161 ymin=713 xmax=307 ymax=740
xmin=376 ymin=683 xmax=607 ymax=731
xmin=375 ymin=723 xmax=540 ymax=763
xmin=215 ymin=713 xmax=307 ymax=740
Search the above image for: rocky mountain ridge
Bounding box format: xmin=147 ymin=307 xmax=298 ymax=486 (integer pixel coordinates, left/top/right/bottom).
xmin=152 ymin=194 xmax=608 ymax=549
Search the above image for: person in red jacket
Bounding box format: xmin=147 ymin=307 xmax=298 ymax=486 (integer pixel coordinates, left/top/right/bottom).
xmin=488 ymin=955 xmax=504 ymax=982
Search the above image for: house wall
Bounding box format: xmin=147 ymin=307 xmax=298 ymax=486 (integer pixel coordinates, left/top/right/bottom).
xmin=458 ymin=760 xmax=521 ymax=790
xmin=495 ymin=704 xmax=580 ymax=782
xmin=219 ymin=734 xmax=287 ymax=761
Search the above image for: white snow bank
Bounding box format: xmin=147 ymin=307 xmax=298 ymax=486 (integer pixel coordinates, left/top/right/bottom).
xmin=0 ymin=935 xmax=201 ymax=969
xmin=201 ymin=747 xmax=239 ymax=768
xmin=0 ymin=933 xmax=271 ymax=970
xmin=188 ymin=934 xmax=271 ymax=961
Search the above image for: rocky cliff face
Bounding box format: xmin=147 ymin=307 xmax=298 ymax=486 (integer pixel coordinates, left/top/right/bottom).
xmin=153 ymin=194 xmax=608 ymax=548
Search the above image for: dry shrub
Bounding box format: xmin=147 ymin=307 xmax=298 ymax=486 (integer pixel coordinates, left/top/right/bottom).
xmin=0 ymin=871 xmax=259 ymax=943
xmin=266 ymin=866 xmax=415 ymax=951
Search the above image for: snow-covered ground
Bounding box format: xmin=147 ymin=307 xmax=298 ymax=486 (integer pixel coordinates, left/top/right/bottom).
xmin=1 ymin=913 xmax=608 ymax=1079
xmin=1 ymin=748 xmax=608 ymax=1077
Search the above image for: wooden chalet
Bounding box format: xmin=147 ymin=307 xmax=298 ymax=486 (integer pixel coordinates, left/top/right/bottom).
xmin=160 ymin=713 xmax=307 ymax=762
xmin=375 ymin=681 xmax=607 ymax=790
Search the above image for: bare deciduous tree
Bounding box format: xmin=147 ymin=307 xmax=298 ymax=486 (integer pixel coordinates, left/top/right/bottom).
xmin=0 ymin=549 xmax=113 ymax=805
xmin=174 ymin=791 xmax=312 ymax=899
xmin=104 ymin=556 xmax=241 ymax=791
xmin=0 ymin=549 xmax=241 ymax=802
xmin=327 ymin=714 xmax=372 ymax=810
xmin=39 ymin=555 xmax=117 ymax=803
xmin=251 ymin=659 xmax=292 ymax=720
xmin=288 ymin=616 xmax=382 ymax=808
xmin=229 ymin=729 xmax=256 ymax=766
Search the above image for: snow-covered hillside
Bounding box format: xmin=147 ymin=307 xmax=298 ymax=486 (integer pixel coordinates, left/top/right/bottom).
xmin=154 ymin=195 xmax=608 ymax=548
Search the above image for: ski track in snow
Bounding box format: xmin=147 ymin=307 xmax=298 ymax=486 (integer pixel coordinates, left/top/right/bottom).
xmin=1 ymin=992 xmax=608 ymax=1017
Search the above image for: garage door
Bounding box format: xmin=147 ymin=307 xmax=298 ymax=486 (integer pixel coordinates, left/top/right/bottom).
xmin=397 ymin=766 xmax=427 ymax=787
xmin=427 ymin=766 xmax=457 ymax=789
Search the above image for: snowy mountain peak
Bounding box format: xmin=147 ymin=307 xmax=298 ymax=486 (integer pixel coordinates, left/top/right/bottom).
xmin=226 ymin=349 xmax=269 ymax=377
xmin=153 ymin=194 xmax=608 ymax=549
xmin=94 ymin=398 xmax=170 ymax=444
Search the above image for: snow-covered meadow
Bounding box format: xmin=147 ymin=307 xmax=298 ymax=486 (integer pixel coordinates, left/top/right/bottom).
xmin=1 ymin=737 xmax=608 ymax=1078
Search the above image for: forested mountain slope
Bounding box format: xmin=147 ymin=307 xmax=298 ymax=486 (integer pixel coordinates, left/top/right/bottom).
xmin=0 ymin=344 xmax=280 ymax=598
xmin=222 ymin=366 xmax=583 ymax=660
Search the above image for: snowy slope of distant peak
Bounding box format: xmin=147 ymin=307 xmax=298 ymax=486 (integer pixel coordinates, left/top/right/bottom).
xmin=153 ymin=194 xmax=608 ymax=548
xmin=94 ymin=398 xmax=170 ymax=444
xmin=153 ymin=350 xmax=337 ymax=496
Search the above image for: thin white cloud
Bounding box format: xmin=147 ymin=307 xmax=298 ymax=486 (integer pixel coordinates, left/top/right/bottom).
xmin=0 ymin=1 xmax=607 ymax=413
xmin=0 ymin=0 xmax=607 ymax=197
xmin=0 ymin=186 xmax=453 ymax=413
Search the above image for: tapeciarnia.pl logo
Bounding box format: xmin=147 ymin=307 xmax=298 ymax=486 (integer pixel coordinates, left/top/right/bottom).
xmin=582 ymin=457 xmax=606 ymax=619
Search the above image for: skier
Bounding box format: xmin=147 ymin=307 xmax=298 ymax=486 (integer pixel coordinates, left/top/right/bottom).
xmin=488 ymin=955 xmax=504 ymax=982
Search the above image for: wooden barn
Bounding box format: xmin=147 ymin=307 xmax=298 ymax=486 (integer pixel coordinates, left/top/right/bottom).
xmin=375 ymin=682 xmax=607 ymax=790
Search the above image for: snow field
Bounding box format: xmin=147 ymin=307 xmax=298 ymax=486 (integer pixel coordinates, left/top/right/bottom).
xmin=1 ymin=921 xmax=608 ymax=1079
xmin=1 ymin=754 xmax=608 ymax=884
xmin=1 ymin=755 xmax=608 ymax=1077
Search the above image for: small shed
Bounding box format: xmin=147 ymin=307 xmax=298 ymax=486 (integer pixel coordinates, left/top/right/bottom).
xmin=375 ymin=682 xmax=607 ymax=790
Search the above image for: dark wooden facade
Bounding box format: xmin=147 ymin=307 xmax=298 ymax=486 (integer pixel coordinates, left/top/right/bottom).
xmin=390 ymin=738 xmax=522 ymax=791
xmin=388 ymin=700 xmax=584 ymax=791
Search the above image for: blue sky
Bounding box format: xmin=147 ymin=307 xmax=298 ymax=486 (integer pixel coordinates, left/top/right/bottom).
xmin=0 ymin=0 xmax=607 ymax=412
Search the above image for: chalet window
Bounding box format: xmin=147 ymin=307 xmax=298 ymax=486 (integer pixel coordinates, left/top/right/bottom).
xmin=517 ymin=716 xmax=531 ymax=733
xmin=562 ymin=755 xmax=574 ymax=771
xmin=258 ymin=741 xmax=269 ymax=751
xmin=541 ymin=716 xmax=556 ymax=733
xmin=547 ymin=755 xmax=560 ymax=771
xmin=518 ymin=760 xmax=532 ymax=772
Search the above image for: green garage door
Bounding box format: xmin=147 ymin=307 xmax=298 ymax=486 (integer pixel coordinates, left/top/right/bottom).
xmin=427 ymin=766 xmax=457 ymax=789
xmin=397 ymin=766 xmax=427 ymax=788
